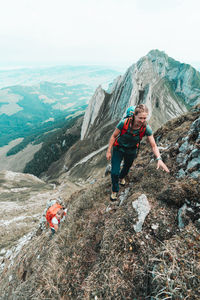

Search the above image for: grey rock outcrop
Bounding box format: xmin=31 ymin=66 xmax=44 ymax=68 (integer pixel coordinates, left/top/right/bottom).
xmin=132 ymin=194 xmax=151 ymax=232
xmin=176 ymin=114 xmax=200 ymax=179
xmin=178 ymin=203 xmax=190 ymax=228
xmin=81 ymin=86 xmax=106 ymax=140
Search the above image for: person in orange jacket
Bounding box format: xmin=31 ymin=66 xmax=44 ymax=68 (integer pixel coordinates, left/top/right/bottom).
xmin=50 ymin=208 xmax=66 ymax=233
xmin=46 ymin=203 xmax=67 ymax=235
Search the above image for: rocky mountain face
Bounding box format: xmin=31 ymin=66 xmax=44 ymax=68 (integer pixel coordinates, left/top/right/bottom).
xmin=0 ymin=104 xmax=199 ymax=299
xmin=82 ymin=49 xmax=200 ymax=139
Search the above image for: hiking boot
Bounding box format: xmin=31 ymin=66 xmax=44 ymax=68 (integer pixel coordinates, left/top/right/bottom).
xmin=110 ymin=192 xmax=118 ymax=201
xmin=120 ymin=178 xmax=126 ymax=186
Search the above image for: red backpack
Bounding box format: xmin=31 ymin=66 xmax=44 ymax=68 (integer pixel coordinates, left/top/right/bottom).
xmin=46 ymin=203 xmax=63 ymax=227
xmin=114 ymin=116 xmax=146 ymax=148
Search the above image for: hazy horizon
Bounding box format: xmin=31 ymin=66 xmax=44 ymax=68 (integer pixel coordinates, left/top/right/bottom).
xmin=1 ymin=0 xmax=200 ymax=72
xmin=0 ymin=57 xmax=200 ymax=74
xmin=0 ymin=62 xmax=127 ymax=73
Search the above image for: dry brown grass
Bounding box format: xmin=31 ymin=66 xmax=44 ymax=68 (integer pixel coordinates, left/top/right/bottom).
xmin=149 ymin=223 xmax=200 ymax=299
xmin=0 ymin=106 xmax=200 ymax=299
xmin=1 ymin=174 xmax=199 ymax=299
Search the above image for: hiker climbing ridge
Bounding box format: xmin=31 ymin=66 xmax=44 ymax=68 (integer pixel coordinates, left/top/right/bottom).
xmin=46 ymin=202 xmax=67 ymax=235
xmin=106 ymin=104 xmax=170 ymax=201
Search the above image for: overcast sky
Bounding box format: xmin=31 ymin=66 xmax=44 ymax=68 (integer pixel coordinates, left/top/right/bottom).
xmin=0 ymin=0 xmax=199 ymax=70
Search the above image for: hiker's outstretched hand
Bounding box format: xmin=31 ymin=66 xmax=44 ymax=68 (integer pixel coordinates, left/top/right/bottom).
xmin=157 ymin=160 xmax=170 ymax=173
xmin=106 ymin=150 xmax=111 ymax=161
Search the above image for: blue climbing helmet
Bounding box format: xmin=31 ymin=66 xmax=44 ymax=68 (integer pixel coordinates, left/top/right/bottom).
xmin=125 ymin=105 xmax=136 ymax=118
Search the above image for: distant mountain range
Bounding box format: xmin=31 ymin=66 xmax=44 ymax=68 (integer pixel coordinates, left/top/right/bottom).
xmin=0 ymin=82 xmax=87 ymax=147
xmin=0 ymin=65 xmax=121 ymax=89
xmin=0 ymin=65 xmax=120 ymax=147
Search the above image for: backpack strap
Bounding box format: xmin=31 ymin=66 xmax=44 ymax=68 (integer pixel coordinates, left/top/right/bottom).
xmin=114 ymin=117 xmax=147 ymax=148
xmin=139 ymin=124 xmax=146 ymax=140
xmin=121 ymin=117 xmax=132 ymax=134
xmin=135 ymin=124 xmax=147 ymax=150
xmin=114 ymin=117 xmax=132 ymax=146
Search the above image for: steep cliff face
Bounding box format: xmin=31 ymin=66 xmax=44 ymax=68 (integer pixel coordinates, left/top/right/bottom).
xmin=81 ymin=50 xmax=200 ymax=139
xmin=81 ymin=67 xmax=134 ymax=139
xmin=81 ymin=86 xmax=107 ymax=140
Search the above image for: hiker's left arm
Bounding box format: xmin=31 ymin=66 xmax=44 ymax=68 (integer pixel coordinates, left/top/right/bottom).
xmin=106 ymin=128 xmax=120 ymax=160
xmin=147 ymin=135 xmax=170 ymax=173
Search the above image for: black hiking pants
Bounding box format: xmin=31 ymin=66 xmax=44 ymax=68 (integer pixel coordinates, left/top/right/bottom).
xmin=111 ymin=147 xmax=137 ymax=192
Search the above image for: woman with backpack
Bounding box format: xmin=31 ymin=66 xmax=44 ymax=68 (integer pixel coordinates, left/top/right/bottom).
xmin=106 ymin=104 xmax=170 ymax=201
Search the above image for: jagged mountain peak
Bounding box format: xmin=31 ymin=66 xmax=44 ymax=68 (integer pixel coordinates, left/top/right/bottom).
xmin=143 ymin=49 xmax=200 ymax=81
xmin=146 ymin=49 xmax=173 ymax=62
xmin=147 ymin=48 xmax=167 ymax=56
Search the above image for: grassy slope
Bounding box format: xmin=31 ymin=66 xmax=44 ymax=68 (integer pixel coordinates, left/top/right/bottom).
xmin=0 ymin=107 xmax=200 ymax=299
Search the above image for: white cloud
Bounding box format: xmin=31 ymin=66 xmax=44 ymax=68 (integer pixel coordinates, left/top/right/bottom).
xmin=53 ymin=102 xmax=74 ymax=110
xmin=0 ymin=0 xmax=200 ymax=68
